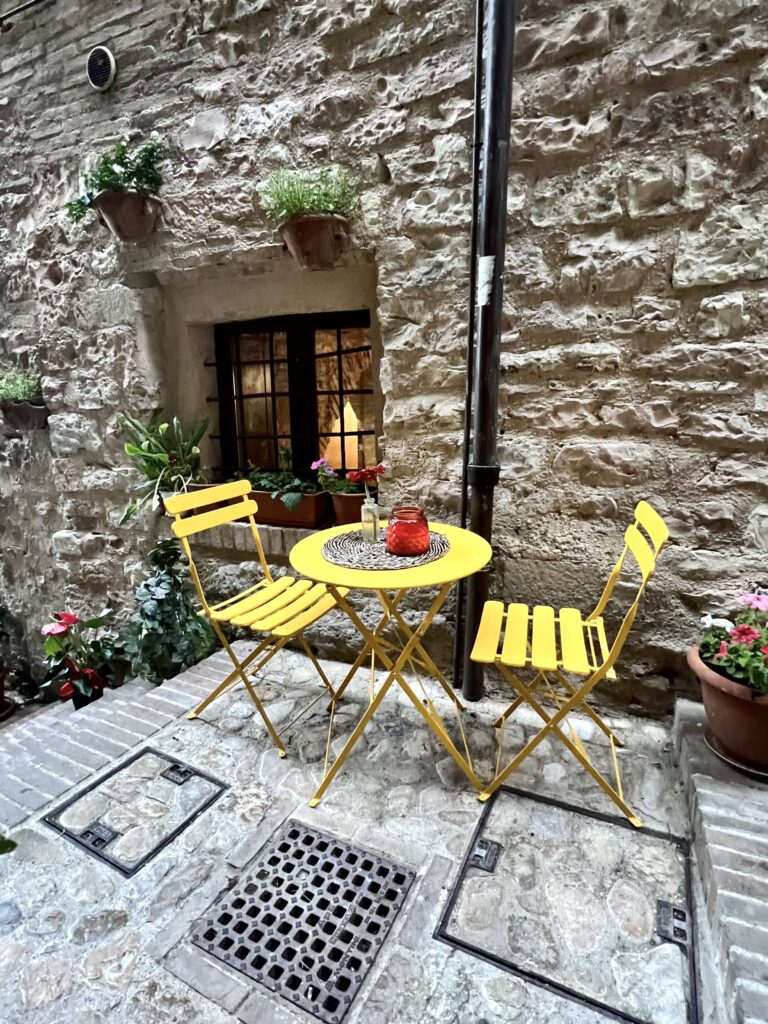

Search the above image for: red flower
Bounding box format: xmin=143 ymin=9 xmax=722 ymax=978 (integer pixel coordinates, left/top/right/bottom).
xmin=761 ymin=645 xmax=768 ymax=663
xmin=81 ymin=668 xmax=103 ymax=688
xmin=41 ymin=622 xmax=68 ymax=637
xmin=347 ymin=464 xmax=385 ymax=485
xmin=59 ymin=681 xmax=75 ymax=700
xmin=713 ymin=641 xmax=729 ymax=660
xmin=55 ymin=612 xmax=79 ymax=626
xmin=729 ymin=625 xmax=762 ymax=647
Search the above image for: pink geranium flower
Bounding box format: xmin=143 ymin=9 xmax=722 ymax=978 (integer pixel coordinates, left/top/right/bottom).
xmin=737 ymin=593 xmax=768 ymax=612
xmin=729 ymin=625 xmax=762 ymax=647
xmin=41 ymin=622 xmax=68 ymax=637
xmin=311 ymin=458 xmax=329 ymax=471
xmin=713 ymin=641 xmax=729 ymax=660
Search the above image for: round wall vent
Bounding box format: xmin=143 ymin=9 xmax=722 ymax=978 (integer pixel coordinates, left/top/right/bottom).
xmin=86 ymin=46 xmax=117 ymax=91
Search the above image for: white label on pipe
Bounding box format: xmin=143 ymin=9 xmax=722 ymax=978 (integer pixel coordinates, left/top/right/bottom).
xmin=477 ymin=255 xmax=495 ymax=307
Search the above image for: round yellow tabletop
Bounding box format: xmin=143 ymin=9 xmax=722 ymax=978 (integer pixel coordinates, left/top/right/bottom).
xmin=289 ymin=521 xmax=492 ymax=591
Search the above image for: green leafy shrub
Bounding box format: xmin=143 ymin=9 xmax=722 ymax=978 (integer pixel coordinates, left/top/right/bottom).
xmin=65 ymin=139 xmax=165 ymax=223
xmin=245 ymin=448 xmax=319 ymax=510
xmin=0 ymin=369 xmax=42 ymax=403
xmin=0 ymin=836 xmax=16 ymax=855
xmin=119 ymin=409 xmax=209 ymax=524
xmin=121 ymin=539 xmax=217 ymax=684
xmin=260 ymin=167 xmax=360 ymax=223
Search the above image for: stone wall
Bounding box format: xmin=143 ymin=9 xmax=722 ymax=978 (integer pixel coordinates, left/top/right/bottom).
xmin=2 ymin=0 xmax=767 ymax=715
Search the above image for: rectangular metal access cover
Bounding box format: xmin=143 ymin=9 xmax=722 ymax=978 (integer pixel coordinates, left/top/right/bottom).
xmin=43 ymin=747 xmax=226 ymax=876
xmin=192 ymin=819 xmax=415 ymax=1024
xmin=436 ymin=786 xmax=697 ymax=1024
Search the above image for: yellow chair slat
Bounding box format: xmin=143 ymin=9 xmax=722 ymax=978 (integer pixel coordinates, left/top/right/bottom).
xmin=625 ymin=524 xmax=655 ymax=582
xmin=231 ymin=579 xmax=313 ymax=627
xmin=531 ymin=605 xmax=558 ymax=671
xmin=271 ymin=587 xmax=350 ymax=638
xmin=249 ymin=583 xmax=331 ymax=632
xmin=634 ymin=500 xmax=669 ymax=553
xmin=164 ymin=479 xmax=251 ymax=515
xmin=558 ymin=608 xmax=591 ymax=675
xmin=470 ymin=601 xmax=504 ymax=663
xmin=500 ymin=603 xmax=529 ymax=667
xmin=214 ymin=578 xmax=296 ymax=623
xmin=171 ymin=499 xmax=258 ymax=538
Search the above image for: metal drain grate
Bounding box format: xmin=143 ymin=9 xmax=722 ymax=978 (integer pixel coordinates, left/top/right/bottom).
xmin=192 ymin=819 xmax=415 ymax=1024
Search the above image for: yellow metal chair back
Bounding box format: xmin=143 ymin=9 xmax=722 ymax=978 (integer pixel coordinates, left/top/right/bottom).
xmin=165 ymin=480 xmax=271 ymax=612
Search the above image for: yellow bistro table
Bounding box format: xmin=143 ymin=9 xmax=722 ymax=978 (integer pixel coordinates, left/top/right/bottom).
xmin=289 ymin=521 xmax=492 ymax=806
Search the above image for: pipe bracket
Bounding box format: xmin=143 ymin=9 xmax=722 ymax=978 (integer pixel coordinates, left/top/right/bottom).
xmin=467 ymin=463 xmax=501 ymax=488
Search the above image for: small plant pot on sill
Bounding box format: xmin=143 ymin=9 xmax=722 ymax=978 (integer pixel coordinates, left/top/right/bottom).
xmin=687 ymin=645 xmax=768 ymax=770
xmin=250 ymin=490 xmax=332 ymax=529
xmin=331 ymin=492 xmax=366 ymax=526
xmin=1 ymin=400 xmax=48 ymax=431
xmin=94 ymin=190 xmax=162 ymax=242
xmin=279 ymin=214 xmax=350 ymax=270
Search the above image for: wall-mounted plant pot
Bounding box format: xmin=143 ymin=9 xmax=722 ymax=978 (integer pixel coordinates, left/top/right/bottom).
xmin=1 ymin=400 xmax=48 ymax=431
xmin=279 ymin=215 xmax=350 ymax=270
xmin=250 ymin=490 xmax=332 ymax=529
xmin=687 ymin=645 xmax=768 ymax=770
xmin=94 ymin=190 xmax=162 ymax=242
xmin=331 ymin=492 xmax=366 ymax=526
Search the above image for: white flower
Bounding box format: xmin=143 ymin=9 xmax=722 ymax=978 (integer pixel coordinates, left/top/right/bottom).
xmin=700 ymin=613 xmax=735 ymax=631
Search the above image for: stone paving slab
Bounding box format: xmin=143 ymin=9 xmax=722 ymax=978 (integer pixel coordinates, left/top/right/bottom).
xmin=0 ymin=651 xmax=732 ymax=1024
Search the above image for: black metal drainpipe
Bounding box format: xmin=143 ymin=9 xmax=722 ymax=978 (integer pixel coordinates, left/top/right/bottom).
xmin=452 ymin=0 xmax=486 ymax=692
xmin=0 ymin=0 xmax=56 ymax=29
xmin=461 ymin=0 xmax=518 ymax=703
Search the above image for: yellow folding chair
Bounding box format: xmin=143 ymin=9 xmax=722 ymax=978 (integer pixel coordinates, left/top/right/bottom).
xmin=165 ymin=480 xmax=347 ymax=757
xmin=471 ymin=500 xmax=670 ymax=826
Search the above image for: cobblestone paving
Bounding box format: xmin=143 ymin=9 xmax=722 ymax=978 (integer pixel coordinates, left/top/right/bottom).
xmin=0 ymin=647 xmax=731 ymax=1024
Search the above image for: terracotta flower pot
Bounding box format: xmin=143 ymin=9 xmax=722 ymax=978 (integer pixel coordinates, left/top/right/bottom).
xmin=1 ymin=400 xmax=48 ymax=431
xmin=331 ymin=492 xmax=365 ymax=526
xmin=94 ymin=190 xmax=162 ymax=242
xmin=250 ymin=490 xmax=331 ymax=528
xmin=687 ymin=645 xmax=768 ymax=770
xmin=278 ymin=215 xmax=350 ymax=270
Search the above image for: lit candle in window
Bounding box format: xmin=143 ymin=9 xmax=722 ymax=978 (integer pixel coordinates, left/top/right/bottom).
xmin=323 ymin=400 xmax=359 ymax=470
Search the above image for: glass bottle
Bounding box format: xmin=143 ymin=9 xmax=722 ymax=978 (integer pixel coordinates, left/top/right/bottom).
xmin=360 ymin=498 xmax=380 ymax=544
xmin=386 ymin=506 xmax=430 ymax=556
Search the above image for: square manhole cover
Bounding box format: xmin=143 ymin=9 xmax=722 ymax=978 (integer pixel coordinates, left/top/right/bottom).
xmin=191 ymin=818 xmax=415 ymax=1024
xmin=436 ymin=786 xmax=697 ymax=1024
xmin=43 ymin=747 xmax=226 ymax=876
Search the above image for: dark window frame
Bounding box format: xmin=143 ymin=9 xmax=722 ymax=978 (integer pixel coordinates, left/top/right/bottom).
xmin=212 ymin=309 xmax=374 ymax=476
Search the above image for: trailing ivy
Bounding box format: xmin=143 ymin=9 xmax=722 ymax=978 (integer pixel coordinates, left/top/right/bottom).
xmin=121 ymin=539 xmax=217 ymax=684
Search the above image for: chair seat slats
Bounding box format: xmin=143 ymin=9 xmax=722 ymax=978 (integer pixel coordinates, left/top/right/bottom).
xmin=470 ymin=601 xmax=505 ymax=663
xmin=531 ymin=605 xmax=558 ymax=672
xmin=559 ymin=607 xmax=592 ymax=674
xmin=230 ymin=579 xmax=313 ymax=627
xmin=249 ymin=583 xmax=332 ymax=632
xmin=272 ymin=588 xmax=350 ymax=638
xmin=211 ymin=578 xmax=295 ymax=622
xmin=500 ymin=603 xmax=528 ymax=667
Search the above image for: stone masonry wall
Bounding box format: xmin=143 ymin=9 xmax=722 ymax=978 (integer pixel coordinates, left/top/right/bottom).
xmin=2 ymin=0 xmax=768 ymax=715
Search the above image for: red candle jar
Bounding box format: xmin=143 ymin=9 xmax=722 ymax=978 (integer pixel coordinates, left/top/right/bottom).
xmin=386 ymin=506 xmax=430 ymax=556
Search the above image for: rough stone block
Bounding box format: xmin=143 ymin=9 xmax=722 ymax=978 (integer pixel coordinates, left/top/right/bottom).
xmin=674 ymin=203 xmax=768 ymax=289
xmin=48 ymin=413 xmax=102 ymax=455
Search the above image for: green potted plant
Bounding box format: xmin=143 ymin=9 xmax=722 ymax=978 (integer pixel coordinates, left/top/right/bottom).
xmin=121 ymin=539 xmax=217 ymax=683
xmin=689 ymin=588 xmax=768 ymax=770
xmin=245 ymin=448 xmax=331 ymax=528
xmin=0 ymin=368 xmax=48 ymax=431
xmin=40 ymin=610 xmax=120 ymax=710
xmin=119 ymin=409 xmax=209 ymax=524
xmin=260 ymin=166 xmax=360 ymax=270
xmin=65 ymin=139 xmax=164 ymax=242
xmin=312 ymin=456 xmax=367 ymax=526
xmin=0 ymin=609 xmax=17 ymax=723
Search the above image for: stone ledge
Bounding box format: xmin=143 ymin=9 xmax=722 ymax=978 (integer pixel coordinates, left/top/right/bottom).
xmin=200 ymin=521 xmax=317 ymax=560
